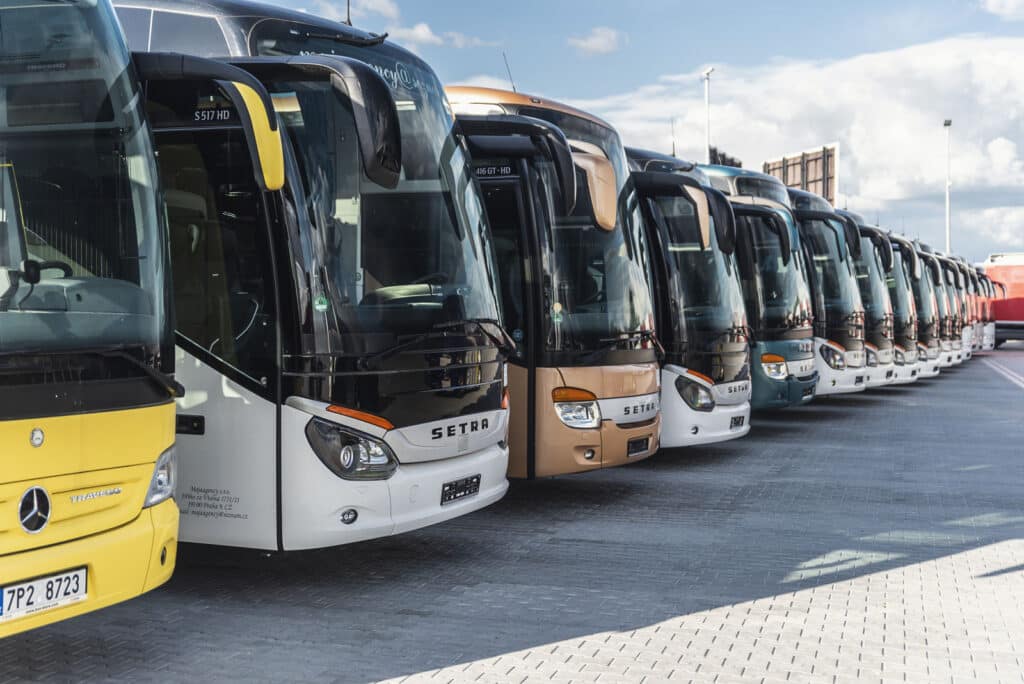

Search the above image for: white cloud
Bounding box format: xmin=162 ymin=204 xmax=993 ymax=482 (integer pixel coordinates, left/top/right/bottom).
xmin=959 ymin=206 xmax=1024 ymax=248
xmin=307 ymin=0 xmax=399 ymax=22
xmin=980 ymin=0 xmax=1024 ymax=20
xmin=444 ymin=32 xmax=495 ymax=49
xmin=387 ymin=22 xmax=444 ymax=47
xmin=565 ymin=35 xmax=1024 ymax=260
xmin=567 ymin=27 xmax=624 ymax=56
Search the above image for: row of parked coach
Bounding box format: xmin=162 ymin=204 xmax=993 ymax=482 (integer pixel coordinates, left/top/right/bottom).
xmin=1 ymin=0 xmax=1009 ymax=640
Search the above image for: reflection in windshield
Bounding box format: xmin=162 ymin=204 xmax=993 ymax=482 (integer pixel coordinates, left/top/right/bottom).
xmin=649 ymin=193 xmax=747 ymax=336
xmin=854 ymin=237 xmax=894 ymax=327
xmin=255 ymin=48 xmax=500 ymax=352
xmin=887 ymin=250 xmax=918 ymax=333
xmin=801 ymin=219 xmax=863 ymax=326
xmin=0 ymin=0 xmax=166 ymax=359
xmin=514 ymin=111 xmax=656 ymax=352
xmin=913 ymin=262 xmax=939 ymax=337
xmin=738 ymin=214 xmax=813 ymax=334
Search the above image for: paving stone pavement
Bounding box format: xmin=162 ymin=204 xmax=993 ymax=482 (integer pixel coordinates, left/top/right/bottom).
xmin=2 ymin=347 xmax=1024 ymax=683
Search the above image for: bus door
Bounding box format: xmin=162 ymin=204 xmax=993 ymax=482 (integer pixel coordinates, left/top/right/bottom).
xmin=143 ymin=70 xmax=286 ymax=548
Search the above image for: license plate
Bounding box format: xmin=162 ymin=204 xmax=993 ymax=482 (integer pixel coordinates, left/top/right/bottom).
xmin=730 ymin=416 xmax=745 ymax=429
xmin=627 ymin=437 xmax=650 ymax=457
xmin=855 ymin=375 xmax=864 ymax=385
xmin=0 ymin=568 xmax=87 ymax=623
xmin=441 ymin=474 xmax=481 ymax=506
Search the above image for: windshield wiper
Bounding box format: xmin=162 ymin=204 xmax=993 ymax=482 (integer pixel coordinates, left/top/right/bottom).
xmin=0 ymin=346 xmax=184 ymax=397
xmin=434 ymin=318 xmax=518 ymax=357
xmin=86 ymin=348 xmax=184 ymax=398
xmin=581 ymin=329 xmax=664 ymax=364
xmin=357 ymin=319 xmax=516 ymax=371
xmin=297 ymin=30 xmax=388 ymax=47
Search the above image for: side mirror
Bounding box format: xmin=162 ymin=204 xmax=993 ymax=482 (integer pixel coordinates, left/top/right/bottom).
xmin=224 ymin=56 xmax=403 ymax=189
xmin=327 ymin=58 xmax=402 ymax=189
xmin=769 ymin=213 xmax=792 ymax=265
xmin=838 ymin=216 xmax=862 ymax=260
xmin=573 ymin=152 xmax=617 ymax=231
xmin=706 ymin=187 xmax=736 ymax=254
xmin=133 ymin=52 xmax=285 ymax=192
xmin=631 ymin=171 xmax=712 ymax=249
xmin=866 ymin=231 xmax=894 ymax=273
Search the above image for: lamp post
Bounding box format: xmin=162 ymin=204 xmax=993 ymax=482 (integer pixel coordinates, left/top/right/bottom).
xmin=944 ymin=119 xmax=952 ymax=253
xmin=703 ymin=67 xmax=714 ymax=164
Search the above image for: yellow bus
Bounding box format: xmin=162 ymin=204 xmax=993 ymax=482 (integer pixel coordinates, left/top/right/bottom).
xmin=0 ymin=0 xmax=283 ymax=636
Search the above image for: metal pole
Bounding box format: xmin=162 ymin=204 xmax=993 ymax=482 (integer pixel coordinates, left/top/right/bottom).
xmin=944 ymin=119 xmax=952 ymax=253
xmin=703 ymin=67 xmax=714 ymax=164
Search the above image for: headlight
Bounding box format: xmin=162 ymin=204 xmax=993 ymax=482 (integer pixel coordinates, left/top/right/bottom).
xmin=760 ymin=353 xmax=789 ymax=380
xmin=865 ymin=348 xmax=878 ymax=367
xmin=144 ymin=446 xmax=176 ymax=508
xmin=818 ymin=344 xmax=846 ymax=370
xmin=894 ymin=348 xmax=906 ymax=365
xmin=675 ymin=375 xmax=715 ymax=412
xmin=917 ymin=344 xmax=928 ymax=362
xmin=305 ymin=418 xmax=398 ymax=480
xmin=552 ymin=387 xmax=602 ymax=429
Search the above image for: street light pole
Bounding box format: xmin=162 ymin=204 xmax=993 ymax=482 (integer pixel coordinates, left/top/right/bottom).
xmin=944 ymin=119 xmax=952 ymax=253
xmin=703 ymin=67 xmax=714 ymax=164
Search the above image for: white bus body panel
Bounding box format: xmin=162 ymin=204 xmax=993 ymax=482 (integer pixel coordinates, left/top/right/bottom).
xmin=174 ymin=347 xmax=279 ymax=549
xmin=279 ymin=400 xmax=509 ymax=551
xmin=863 ymin=345 xmax=895 ymax=388
xmin=813 ymin=338 xmax=866 ymax=396
xmin=891 ymin=360 xmax=920 ymax=385
xmin=659 ymin=366 xmax=750 ymax=448
xmin=983 ymin=322 xmax=996 ymax=351
xmin=961 ymin=327 xmax=974 ymax=360
xmin=938 ymin=339 xmax=955 ymax=368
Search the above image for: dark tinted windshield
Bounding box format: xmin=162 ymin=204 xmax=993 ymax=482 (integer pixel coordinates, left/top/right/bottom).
xmin=0 ymin=0 xmax=167 ymax=360
xmin=512 ymin=110 xmax=656 ymax=352
xmin=800 ymin=218 xmax=863 ymax=326
xmin=737 ymin=213 xmax=813 ymax=334
xmin=887 ymin=249 xmax=918 ymax=329
xmin=854 ymin=237 xmax=894 ymax=326
xmin=252 ymin=28 xmax=501 ymax=350
xmin=647 ymin=193 xmax=747 ymax=335
xmin=912 ymin=261 xmax=938 ymax=330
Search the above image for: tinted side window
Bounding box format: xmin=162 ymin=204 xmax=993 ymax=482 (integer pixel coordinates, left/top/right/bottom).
xmin=116 ymin=7 xmax=151 ymax=51
xmin=154 ymin=128 xmax=277 ymax=384
xmin=150 ymin=11 xmax=228 ymax=57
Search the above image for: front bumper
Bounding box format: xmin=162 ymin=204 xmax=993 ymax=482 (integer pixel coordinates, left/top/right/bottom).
xmin=919 ymin=357 xmax=941 ymax=377
xmin=814 ymin=356 xmax=866 ymax=396
xmin=660 ymin=369 xmax=750 ymax=447
xmin=0 ymin=501 xmax=178 ymax=639
xmin=891 ymin=361 xmax=921 ymax=385
xmin=282 ymin=436 xmax=509 ymax=551
xmin=752 ymin=371 xmax=818 ymax=409
xmin=863 ymin=361 xmax=896 ymax=388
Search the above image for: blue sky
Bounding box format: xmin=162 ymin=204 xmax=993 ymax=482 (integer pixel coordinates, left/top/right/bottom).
xmin=289 ymin=0 xmax=1024 ymax=262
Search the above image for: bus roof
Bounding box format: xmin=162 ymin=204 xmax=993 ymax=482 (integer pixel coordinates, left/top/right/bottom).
xmin=115 ymin=0 xmax=387 ymax=48
xmin=445 ymin=86 xmax=616 ymax=133
xmin=982 ymin=252 xmax=1024 ymax=266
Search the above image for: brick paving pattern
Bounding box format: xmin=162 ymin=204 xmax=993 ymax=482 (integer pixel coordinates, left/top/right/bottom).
xmin=3 ymin=347 xmax=1023 ymax=683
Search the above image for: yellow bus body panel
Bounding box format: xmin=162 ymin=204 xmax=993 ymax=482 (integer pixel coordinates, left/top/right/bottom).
xmin=0 ymin=402 xmax=178 ymax=638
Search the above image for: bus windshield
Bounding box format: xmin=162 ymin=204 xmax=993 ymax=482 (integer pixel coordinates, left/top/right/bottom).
xmin=854 ymin=237 xmax=894 ymax=327
xmin=738 ymin=214 xmax=813 ymax=334
xmin=887 ymin=249 xmax=918 ymax=331
xmin=913 ymin=261 xmax=939 ymax=334
xmin=255 ymin=55 xmax=500 ymax=351
xmin=648 ymin=193 xmax=747 ymax=336
xmin=0 ymin=0 xmax=167 ymax=361
xmin=514 ymin=110 xmax=655 ymax=352
xmin=800 ymin=218 xmax=863 ymax=327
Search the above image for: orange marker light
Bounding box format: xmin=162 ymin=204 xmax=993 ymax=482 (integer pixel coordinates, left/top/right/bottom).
xmin=552 ymin=387 xmax=598 ymax=403
xmin=327 ymin=405 xmax=395 ymax=431
xmin=685 ymin=369 xmax=715 ymax=385
xmin=760 ymin=353 xmax=786 ymax=364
